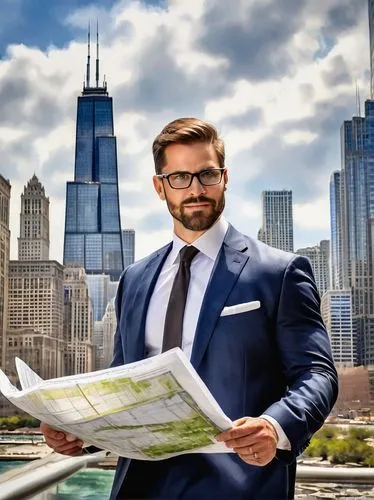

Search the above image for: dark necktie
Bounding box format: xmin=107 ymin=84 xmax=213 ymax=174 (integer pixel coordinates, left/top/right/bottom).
xmin=162 ymin=245 xmax=199 ymax=352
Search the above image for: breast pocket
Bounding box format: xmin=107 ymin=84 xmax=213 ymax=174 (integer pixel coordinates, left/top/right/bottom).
xmin=220 ymin=300 xmax=261 ymax=317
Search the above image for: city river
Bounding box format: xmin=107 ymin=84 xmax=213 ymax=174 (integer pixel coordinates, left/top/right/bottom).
xmin=0 ymin=461 xmax=114 ymax=499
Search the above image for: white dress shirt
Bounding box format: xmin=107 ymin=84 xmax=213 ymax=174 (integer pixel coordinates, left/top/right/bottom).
xmin=144 ymin=216 xmax=291 ymax=450
xmin=145 ymin=216 xmax=228 ymax=359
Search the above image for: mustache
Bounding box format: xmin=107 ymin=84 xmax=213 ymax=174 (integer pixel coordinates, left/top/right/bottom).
xmin=182 ymin=196 xmax=215 ymax=206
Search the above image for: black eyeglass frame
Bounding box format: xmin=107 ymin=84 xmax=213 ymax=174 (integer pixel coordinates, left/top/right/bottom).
xmin=155 ymin=167 xmax=226 ymax=190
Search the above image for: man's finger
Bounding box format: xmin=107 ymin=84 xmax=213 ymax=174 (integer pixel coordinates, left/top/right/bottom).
xmin=65 ymin=433 xmax=78 ymax=442
xmin=54 ymin=441 xmax=84 ymax=454
xmin=233 ymin=444 xmax=269 ymax=455
xmin=224 ymin=434 xmax=260 ymax=449
xmin=233 ymin=417 xmax=249 ymax=427
xmin=216 ymin=422 xmax=261 ymax=442
xmin=46 ymin=436 xmax=83 ymax=449
xmin=40 ymin=423 xmax=65 ymax=440
xmin=58 ymin=446 xmax=84 ymax=456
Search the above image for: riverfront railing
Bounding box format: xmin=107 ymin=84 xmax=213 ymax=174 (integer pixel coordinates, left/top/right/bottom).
xmin=0 ymin=451 xmax=106 ymax=500
xmin=297 ymin=464 xmax=374 ymax=484
xmin=0 ymin=457 xmax=374 ymax=500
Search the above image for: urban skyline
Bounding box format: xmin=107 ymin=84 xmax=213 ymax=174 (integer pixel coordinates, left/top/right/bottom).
xmin=0 ymin=0 xmax=369 ymax=263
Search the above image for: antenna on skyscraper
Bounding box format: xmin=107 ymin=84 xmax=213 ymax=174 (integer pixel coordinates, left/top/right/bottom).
xmin=96 ymin=20 xmax=100 ymax=88
xmin=86 ymin=22 xmax=91 ymax=88
xmin=355 ymin=80 xmax=362 ymax=117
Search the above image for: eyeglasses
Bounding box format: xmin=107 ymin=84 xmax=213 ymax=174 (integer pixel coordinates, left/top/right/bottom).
xmin=156 ymin=168 xmax=225 ymax=189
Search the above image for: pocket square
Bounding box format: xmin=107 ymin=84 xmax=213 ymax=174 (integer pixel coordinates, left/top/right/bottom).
xmin=220 ymin=300 xmax=261 ymax=317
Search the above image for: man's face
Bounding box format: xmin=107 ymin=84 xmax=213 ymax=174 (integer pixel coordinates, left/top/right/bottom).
xmin=153 ymin=142 xmax=228 ymax=233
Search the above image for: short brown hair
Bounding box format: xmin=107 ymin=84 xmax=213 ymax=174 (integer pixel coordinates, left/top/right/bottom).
xmin=152 ymin=117 xmax=225 ymax=174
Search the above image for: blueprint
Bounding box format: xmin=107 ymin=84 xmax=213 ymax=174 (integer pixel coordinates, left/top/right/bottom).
xmin=0 ymin=348 xmax=232 ymax=460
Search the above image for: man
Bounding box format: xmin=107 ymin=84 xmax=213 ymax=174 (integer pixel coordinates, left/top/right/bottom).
xmin=41 ymin=117 xmax=338 ymax=499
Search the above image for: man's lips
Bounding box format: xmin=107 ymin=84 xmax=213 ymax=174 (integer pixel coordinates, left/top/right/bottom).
xmin=183 ymin=203 xmax=211 ymax=208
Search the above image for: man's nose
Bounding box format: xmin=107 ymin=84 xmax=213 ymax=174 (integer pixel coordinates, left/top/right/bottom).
xmin=189 ymin=175 xmax=206 ymax=196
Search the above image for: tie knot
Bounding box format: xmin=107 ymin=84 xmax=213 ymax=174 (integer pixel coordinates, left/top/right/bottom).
xmin=179 ymin=245 xmax=199 ymax=265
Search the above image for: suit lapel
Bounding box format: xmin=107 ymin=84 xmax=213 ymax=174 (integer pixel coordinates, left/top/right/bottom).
xmin=190 ymin=225 xmax=249 ymax=370
xmin=125 ymin=244 xmax=172 ymax=363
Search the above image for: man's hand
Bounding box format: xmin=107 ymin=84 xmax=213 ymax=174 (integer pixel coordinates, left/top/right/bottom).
xmin=40 ymin=422 xmax=84 ymax=456
xmin=215 ymin=417 xmax=278 ymax=466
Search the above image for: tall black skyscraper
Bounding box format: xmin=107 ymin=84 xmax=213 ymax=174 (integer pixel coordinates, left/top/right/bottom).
xmin=63 ymin=26 xmax=123 ymax=319
xmin=369 ymin=0 xmax=374 ymax=97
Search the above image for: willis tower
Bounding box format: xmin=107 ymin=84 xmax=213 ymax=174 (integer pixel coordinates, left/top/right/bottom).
xmin=63 ymin=25 xmax=124 ymax=320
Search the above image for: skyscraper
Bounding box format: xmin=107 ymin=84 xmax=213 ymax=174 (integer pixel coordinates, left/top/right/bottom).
xmin=296 ymin=240 xmax=330 ymax=297
xmin=63 ymin=266 xmax=93 ymax=375
xmin=122 ymin=229 xmax=135 ymax=268
xmin=321 ymin=290 xmax=356 ymax=368
xmin=330 ymin=171 xmax=345 ymax=290
xmin=102 ymin=298 xmax=116 ymax=368
xmin=63 ymin=27 xmax=124 ymax=321
xmin=0 ymin=175 xmax=11 ymax=370
xmin=258 ymin=190 xmax=294 ymax=252
xmin=7 ymin=176 xmax=65 ymax=379
xmin=335 ymin=103 xmax=374 ymax=365
xmin=328 ymin=2 xmax=374 ymax=365
xmin=369 ymin=0 xmax=374 ymax=97
xmin=18 ymin=174 xmax=50 ymax=261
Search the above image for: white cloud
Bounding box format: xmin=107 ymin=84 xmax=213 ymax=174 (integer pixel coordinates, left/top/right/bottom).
xmin=294 ymin=197 xmax=330 ymax=230
xmin=283 ymin=131 xmax=318 ymax=145
xmin=0 ymin=0 xmax=370 ymax=263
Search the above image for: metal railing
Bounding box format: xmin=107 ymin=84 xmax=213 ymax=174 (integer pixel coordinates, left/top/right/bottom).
xmin=0 ymin=451 xmax=106 ymax=500
xmin=0 ymin=456 xmax=373 ymax=500
xmin=297 ymin=464 xmax=374 ymax=484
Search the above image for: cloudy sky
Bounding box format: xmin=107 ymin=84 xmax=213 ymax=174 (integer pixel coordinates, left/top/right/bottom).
xmin=0 ymin=0 xmax=370 ymax=261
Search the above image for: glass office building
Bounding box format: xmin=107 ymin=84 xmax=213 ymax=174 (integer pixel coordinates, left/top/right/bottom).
xmin=329 ymin=4 xmax=374 ymax=364
xmin=121 ymin=229 xmax=135 ymax=268
xmin=64 ymin=44 xmax=123 ymax=274
xmin=296 ymin=240 xmax=330 ymax=297
xmin=330 ymin=171 xmax=344 ymax=290
xmin=321 ymin=290 xmax=356 ymax=368
xmin=257 ymin=190 xmax=294 ymax=252
xmin=335 ymin=101 xmax=374 ymax=364
xmin=63 ymin=35 xmax=123 ymax=319
xmin=369 ymin=0 xmax=374 ymax=97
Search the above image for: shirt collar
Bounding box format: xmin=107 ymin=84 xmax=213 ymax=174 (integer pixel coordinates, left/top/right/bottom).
xmin=169 ymin=216 xmax=229 ymax=265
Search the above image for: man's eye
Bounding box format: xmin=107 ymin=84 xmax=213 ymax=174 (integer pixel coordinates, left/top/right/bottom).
xmin=201 ymin=170 xmax=218 ymax=179
xmin=173 ymin=173 xmax=189 ymax=181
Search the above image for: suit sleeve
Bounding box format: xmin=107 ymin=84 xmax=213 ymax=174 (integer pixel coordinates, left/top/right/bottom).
xmin=263 ymin=255 xmax=338 ymax=463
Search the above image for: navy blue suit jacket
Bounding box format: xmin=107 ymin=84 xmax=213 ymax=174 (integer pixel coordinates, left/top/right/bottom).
xmin=108 ymin=224 xmax=338 ymax=499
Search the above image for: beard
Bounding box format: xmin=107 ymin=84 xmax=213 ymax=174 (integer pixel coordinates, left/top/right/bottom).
xmin=165 ymin=192 xmax=225 ymax=232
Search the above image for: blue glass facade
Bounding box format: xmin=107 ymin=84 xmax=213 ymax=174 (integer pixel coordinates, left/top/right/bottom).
xmin=63 ymin=83 xmax=124 ymax=285
xmin=337 ymin=100 xmax=374 ymax=364
xmin=330 ymin=171 xmax=344 ymax=290
xmin=122 ymin=229 xmax=135 ymax=268
xmin=369 ymin=0 xmax=374 ymax=97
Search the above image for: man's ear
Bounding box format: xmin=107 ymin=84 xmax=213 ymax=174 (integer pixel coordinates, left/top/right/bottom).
xmin=223 ymin=168 xmax=228 ymax=188
xmin=153 ymin=175 xmax=166 ymax=201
